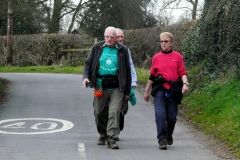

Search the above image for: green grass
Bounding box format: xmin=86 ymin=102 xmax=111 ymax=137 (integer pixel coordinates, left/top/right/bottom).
xmin=183 ymin=78 xmax=240 ymax=157
xmin=0 ymin=66 xmax=84 ymax=74
xmin=135 ymin=68 xmax=149 ymax=83
xmin=0 ymin=66 xmax=150 ymax=81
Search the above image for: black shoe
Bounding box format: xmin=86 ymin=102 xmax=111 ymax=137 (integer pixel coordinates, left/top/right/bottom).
xmin=167 ymin=136 xmax=173 ymax=145
xmin=107 ymin=139 xmax=119 ymax=149
xmin=159 ymin=140 xmax=167 ymax=150
xmin=97 ymin=137 xmax=106 ymax=145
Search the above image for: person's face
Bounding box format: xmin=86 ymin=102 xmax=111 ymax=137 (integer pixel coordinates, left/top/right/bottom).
xmin=104 ymin=29 xmax=117 ymax=47
xmin=160 ymin=36 xmax=173 ymax=51
xmin=117 ymin=31 xmax=124 ymax=44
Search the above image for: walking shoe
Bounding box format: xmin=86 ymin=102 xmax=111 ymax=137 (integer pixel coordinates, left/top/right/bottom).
xmin=167 ymin=136 xmax=173 ymax=145
xmin=159 ymin=140 xmax=167 ymax=150
xmin=113 ymin=137 xmax=119 ymax=141
xmin=97 ymin=137 xmax=106 ymax=145
xmin=107 ymin=139 xmax=119 ymax=149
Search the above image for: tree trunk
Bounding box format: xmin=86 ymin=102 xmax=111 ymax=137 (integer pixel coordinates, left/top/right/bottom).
xmin=7 ymin=1 xmax=13 ymax=65
xmin=67 ymin=0 xmax=84 ymax=33
xmin=192 ymin=0 xmax=198 ymax=20
xmin=49 ymin=0 xmax=62 ymax=33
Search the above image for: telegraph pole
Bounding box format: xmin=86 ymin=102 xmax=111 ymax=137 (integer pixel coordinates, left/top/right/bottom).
xmin=7 ymin=0 xmax=13 ymax=65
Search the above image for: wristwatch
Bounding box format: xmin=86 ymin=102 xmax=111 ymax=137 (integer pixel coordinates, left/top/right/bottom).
xmin=183 ymin=82 xmax=189 ymax=86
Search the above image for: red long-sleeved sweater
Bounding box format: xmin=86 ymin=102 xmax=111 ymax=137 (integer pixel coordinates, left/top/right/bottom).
xmin=149 ymin=50 xmax=188 ymax=89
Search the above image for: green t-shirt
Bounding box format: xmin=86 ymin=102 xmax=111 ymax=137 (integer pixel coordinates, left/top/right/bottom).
xmin=96 ymin=46 xmax=118 ymax=87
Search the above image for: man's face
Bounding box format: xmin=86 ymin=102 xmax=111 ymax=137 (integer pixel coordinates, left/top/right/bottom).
xmin=104 ymin=29 xmax=117 ymax=47
xmin=117 ymin=31 xmax=124 ymax=44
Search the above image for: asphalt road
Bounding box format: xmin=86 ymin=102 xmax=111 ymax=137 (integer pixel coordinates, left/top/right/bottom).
xmin=0 ymin=73 xmax=223 ymax=160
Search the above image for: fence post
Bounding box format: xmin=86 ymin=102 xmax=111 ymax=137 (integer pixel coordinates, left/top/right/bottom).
xmin=94 ymin=38 xmax=97 ymax=43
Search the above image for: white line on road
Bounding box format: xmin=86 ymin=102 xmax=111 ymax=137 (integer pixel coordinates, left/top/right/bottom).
xmin=78 ymin=143 xmax=87 ymax=160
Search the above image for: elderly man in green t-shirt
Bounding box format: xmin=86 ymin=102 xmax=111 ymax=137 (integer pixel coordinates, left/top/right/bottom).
xmin=83 ymin=26 xmax=132 ymax=149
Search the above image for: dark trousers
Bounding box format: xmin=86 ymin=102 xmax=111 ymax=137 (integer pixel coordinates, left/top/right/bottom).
xmin=154 ymin=90 xmax=178 ymax=143
xmin=119 ymin=113 xmax=124 ymax=131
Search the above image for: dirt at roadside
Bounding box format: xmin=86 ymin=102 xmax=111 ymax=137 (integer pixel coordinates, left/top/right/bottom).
xmin=136 ymin=81 xmax=238 ymax=160
xmin=0 ymin=78 xmax=12 ymax=105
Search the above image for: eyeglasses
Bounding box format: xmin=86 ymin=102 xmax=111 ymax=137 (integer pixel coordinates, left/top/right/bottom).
xmin=160 ymin=40 xmax=171 ymax=43
xmin=117 ymin=36 xmax=124 ymax=38
xmin=104 ymin=36 xmax=116 ymax=39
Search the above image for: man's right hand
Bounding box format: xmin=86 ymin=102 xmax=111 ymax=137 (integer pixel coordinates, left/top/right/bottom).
xmin=83 ymin=78 xmax=90 ymax=88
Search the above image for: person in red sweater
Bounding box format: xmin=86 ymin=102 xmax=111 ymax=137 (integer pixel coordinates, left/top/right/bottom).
xmin=144 ymin=32 xmax=189 ymax=150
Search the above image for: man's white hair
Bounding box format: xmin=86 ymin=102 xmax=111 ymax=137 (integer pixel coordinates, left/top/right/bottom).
xmin=116 ymin=28 xmax=124 ymax=37
xmin=104 ymin=26 xmax=117 ymax=36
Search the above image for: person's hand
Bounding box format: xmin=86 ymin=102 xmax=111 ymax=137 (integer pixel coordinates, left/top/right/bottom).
xmin=124 ymin=95 xmax=129 ymax=101
xmin=83 ymin=78 xmax=90 ymax=88
xmin=144 ymin=91 xmax=149 ymax=102
xmin=182 ymin=84 xmax=189 ymax=94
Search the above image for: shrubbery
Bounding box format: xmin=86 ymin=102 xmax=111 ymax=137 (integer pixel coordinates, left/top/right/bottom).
xmin=183 ymin=0 xmax=240 ymax=79
xmin=0 ymin=34 xmax=94 ymax=66
xmin=0 ymin=21 xmax=196 ymax=68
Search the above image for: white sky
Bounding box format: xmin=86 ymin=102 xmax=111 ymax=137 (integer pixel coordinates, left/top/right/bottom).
xmin=155 ymin=0 xmax=205 ymax=23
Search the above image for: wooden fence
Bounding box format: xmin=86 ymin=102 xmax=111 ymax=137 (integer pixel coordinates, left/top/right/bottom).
xmin=58 ymin=38 xmax=97 ymax=65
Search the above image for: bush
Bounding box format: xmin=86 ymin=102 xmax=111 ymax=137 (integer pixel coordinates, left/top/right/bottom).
xmin=0 ymin=34 xmax=94 ymax=66
xmin=183 ymin=0 xmax=240 ymax=78
xmin=0 ymin=21 xmax=195 ymax=68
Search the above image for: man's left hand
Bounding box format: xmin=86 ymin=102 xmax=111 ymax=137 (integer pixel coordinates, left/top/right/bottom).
xmin=124 ymin=95 xmax=129 ymax=101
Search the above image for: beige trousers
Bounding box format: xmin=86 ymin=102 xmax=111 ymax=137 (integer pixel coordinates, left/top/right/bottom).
xmin=93 ymin=86 xmax=124 ymax=140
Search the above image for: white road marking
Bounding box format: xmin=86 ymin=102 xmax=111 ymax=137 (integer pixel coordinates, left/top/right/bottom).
xmin=78 ymin=143 xmax=87 ymax=160
xmin=0 ymin=118 xmax=74 ymax=135
xmin=31 ymin=122 xmax=58 ymax=130
xmin=1 ymin=122 xmax=26 ymax=128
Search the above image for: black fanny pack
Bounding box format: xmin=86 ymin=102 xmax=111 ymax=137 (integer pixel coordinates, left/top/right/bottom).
xmin=99 ymin=75 xmax=119 ymax=89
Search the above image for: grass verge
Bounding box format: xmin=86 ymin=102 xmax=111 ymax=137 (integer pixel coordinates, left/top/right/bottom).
xmin=183 ymin=78 xmax=240 ymax=157
xmin=0 ymin=66 xmax=84 ymax=74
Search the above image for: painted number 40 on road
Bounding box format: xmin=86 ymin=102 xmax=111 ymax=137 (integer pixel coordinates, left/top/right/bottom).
xmin=0 ymin=118 xmax=74 ymax=135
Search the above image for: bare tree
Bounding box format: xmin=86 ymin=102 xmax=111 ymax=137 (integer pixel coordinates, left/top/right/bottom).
xmin=49 ymin=0 xmax=73 ymax=33
xmin=40 ymin=0 xmax=78 ymax=33
xmin=67 ymin=0 xmax=88 ymax=33
xmin=159 ymin=0 xmax=203 ymax=20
